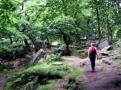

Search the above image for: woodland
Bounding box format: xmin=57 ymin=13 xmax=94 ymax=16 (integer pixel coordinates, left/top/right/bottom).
xmin=0 ymin=0 xmax=121 ymax=90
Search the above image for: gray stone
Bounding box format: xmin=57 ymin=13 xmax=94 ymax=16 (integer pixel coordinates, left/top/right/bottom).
xmin=115 ymin=55 xmax=121 ymax=60
xmin=101 ymin=46 xmax=112 ymax=52
xmin=80 ymin=60 xmax=89 ymax=67
xmin=100 ymin=51 xmax=110 ymax=56
xmin=118 ymin=70 xmax=121 ymax=75
xmin=98 ymin=40 xmax=110 ymax=49
xmin=102 ymin=58 xmax=112 ymax=65
xmin=30 ymin=49 xmax=47 ymax=65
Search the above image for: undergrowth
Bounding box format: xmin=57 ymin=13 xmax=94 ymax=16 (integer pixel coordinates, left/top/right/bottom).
xmin=4 ymin=62 xmax=85 ymax=90
xmin=115 ymin=59 xmax=121 ymax=69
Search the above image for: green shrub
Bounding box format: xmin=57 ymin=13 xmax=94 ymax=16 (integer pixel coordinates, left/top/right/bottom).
xmin=36 ymin=83 xmax=60 ymax=90
xmin=112 ymin=38 xmax=121 ymax=47
xmin=4 ymin=63 xmax=68 ymax=90
xmin=115 ymin=59 xmax=121 ymax=69
xmin=45 ymin=53 xmax=61 ymax=63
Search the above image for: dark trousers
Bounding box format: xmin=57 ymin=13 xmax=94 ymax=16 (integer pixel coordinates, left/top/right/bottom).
xmin=89 ymin=55 xmax=96 ymax=71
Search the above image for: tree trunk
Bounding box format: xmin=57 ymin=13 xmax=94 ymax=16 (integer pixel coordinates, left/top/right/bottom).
xmin=96 ymin=8 xmax=101 ymax=43
xmin=110 ymin=29 xmax=113 ymax=41
xmin=107 ymin=17 xmax=110 ymax=41
xmin=21 ymin=3 xmax=24 ymax=10
xmin=28 ymin=35 xmax=38 ymax=52
xmin=86 ymin=17 xmax=90 ymax=39
xmin=8 ymin=34 xmax=13 ymax=44
xmin=46 ymin=37 xmax=51 ymax=48
xmin=24 ymin=39 xmax=31 ymax=53
xmin=59 ymin=29 xmax=71 ymax=55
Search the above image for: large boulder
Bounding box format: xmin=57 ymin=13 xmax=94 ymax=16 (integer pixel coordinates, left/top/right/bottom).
xmin=80 ymin=60 xmax=89 ymax=67
xmin=114 ymin=55 xmax=121 ymax=60
xmin=102 ymin=58 xmax=113 ymax=65
xmin=30 ymin=49 xmax=48 ymax=65
xmin=98 ymin=40 xmax=110 ymax=50
xmin=100 ymin=51 xmax=110 ymax=56
xmin=118 ymin=69 xmax=121 ymax=75
xmin=101 ymin=46 xmax=112 ymax=52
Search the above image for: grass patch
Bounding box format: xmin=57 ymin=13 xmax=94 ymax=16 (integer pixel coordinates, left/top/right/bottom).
xmin=4 ymin=63 xmax=68 ymax=90
xmin=97 ymin=64 xmax=105 ymax=68
xmin=4 ymin=61 xmax=86 ymax=90
xmin=114 ymin=59 xmax=121 ymax=69
xmin=65 ymin=68 xmax=85 ymax=83
xmin=36 ymin=83 xmax=60 ymax=90
xmin=0 ymin=68 xmax=13 ymax=77
xmin=71 ymin=49 xmax=88 ymax=59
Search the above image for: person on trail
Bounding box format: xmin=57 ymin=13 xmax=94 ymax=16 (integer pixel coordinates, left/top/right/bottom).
xmin=88 ymin=43 xmax=98 ymax=72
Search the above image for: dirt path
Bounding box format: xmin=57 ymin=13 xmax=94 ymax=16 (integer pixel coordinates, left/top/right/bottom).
xmin=82 ymin=65 xmax=121 ymax=90
xmin=63 ymin=56 xmax=121 ymax=90
xmin=0 ymin=77 xmax=7 ymax=90
xmin=0 ymin=60 xmax=21 ymax=90
xmin=0 ymin=48 xmax=120 ymax=90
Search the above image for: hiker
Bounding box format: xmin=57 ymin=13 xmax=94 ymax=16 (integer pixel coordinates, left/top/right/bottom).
xmin=88 ymin=43 xmax=98 ymax=72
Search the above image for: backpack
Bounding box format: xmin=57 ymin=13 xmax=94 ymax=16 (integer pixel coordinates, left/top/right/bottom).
xmin=89 ymin=46 xmax=96 ymax=55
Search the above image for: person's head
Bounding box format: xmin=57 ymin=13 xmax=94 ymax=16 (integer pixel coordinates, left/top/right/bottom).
xmin=91 ymin=43 xmax=95 ymax=46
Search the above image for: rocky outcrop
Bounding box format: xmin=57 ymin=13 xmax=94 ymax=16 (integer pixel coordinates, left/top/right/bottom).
xmin=101 ymin=46 xmax=112 ymax=52
xmin=114 ymin=55 xmax=121 ymax=60
xmin=29 ymin=49 xmax=51 ymax=65
xmin=100 ymin=51 xmax=110 ymax=56
xmin=102 ymin=58 xmax=113 ymax=65
xmin=118 ymin=69 xmax=121 ymax=75
xmin=98 ymin=40 xmax=110 ymax=50
xmin=98 ymin=41 xmax=113 ymax=57
xmin=80 ymin=60 xmax=89 ymax=67
xmin=30 ymin=49 xmax=44 ymax=65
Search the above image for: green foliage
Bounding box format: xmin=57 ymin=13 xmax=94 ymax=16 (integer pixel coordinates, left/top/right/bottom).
xmin=0 ymin=68 xmax=13 ymax=77
xmin=0 ymin=0 xmax=120 ymax=61
xmin=112 ymin=39 xmax=121 ymax=47
xmin=71 ymin=49 xmax=88 ymax=58
xmin=45 ymin=53 xmax=61 ymax=63
xmin=65 ymin=68 xmax=85 ymax=82
xmin=115 ymin=59 xmax=121 ymax=69
xmin=4 ymin=62 xmax=86 ymax=90
xmin=4 ymin=63 xmax=68 ymax=89
xmin=37 ymin=83 xmax=60 ymax=90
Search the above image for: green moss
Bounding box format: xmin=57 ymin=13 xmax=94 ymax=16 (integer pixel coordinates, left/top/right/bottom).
xmin=4 ymin=61 xmax=86 ymax=90
xmin=115 ymin=59 xmax=121 ymax=69
xmin=65 ymin=68 xmax=85 ymax=82
xmin=4 ymin=63 xmax=68 ymax=90
xmin=36 ymin=83 xmax=60 ymax=90
xmin=0 ymin=68 xmax=13 ymax=77
xmin=97 ymin=64 xmax=105 ymax=68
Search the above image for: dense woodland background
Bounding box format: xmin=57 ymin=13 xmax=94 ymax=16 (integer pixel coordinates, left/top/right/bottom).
xmin=0 ymin=0 xmax=120 ymax=60
xmin=0 ymin=0 xmax=121 ymax=90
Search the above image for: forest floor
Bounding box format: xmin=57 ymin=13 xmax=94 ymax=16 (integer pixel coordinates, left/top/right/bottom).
xmin=0 ymin=60 xmax=21 ymax=90
xmin=0 ymin=48 xmax=121 ymax=90
xmin=62 ymin=56 xmax=121 ymax=90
